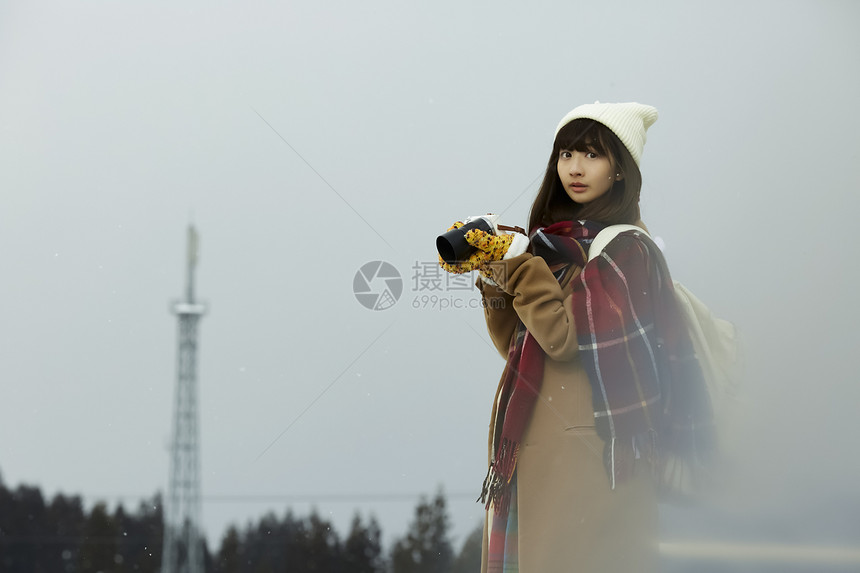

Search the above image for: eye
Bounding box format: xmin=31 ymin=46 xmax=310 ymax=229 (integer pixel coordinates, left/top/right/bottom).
xmin=559 ymin=150 xmax=572 ymax=159
xmin=585 ymin=151 xmax=599 ymax=159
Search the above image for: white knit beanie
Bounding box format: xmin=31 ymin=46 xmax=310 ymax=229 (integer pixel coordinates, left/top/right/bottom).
xmin=554 ymin=101 xmax=658 ymax=166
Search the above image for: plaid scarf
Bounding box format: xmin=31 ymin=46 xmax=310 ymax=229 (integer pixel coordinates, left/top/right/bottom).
xmin=480 ymin=220 xmax=714 ymax=516
xmin=575 ymin=223 xmax=715 ymax=490
xmin=480 ymin=220 xmax=603 ymax=514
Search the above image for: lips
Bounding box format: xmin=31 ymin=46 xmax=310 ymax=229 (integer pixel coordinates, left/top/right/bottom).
xmin=569 ymin=183 xmax=588 ymax=192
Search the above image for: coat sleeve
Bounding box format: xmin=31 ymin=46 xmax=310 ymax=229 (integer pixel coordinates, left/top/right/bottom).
xmin=476 ymin=277 xmax=518 ymax=359
xmin=485 ymin=253 xmax=583 ymax=361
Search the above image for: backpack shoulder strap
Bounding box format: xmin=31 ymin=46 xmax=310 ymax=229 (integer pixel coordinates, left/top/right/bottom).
xmin=588 ymin=224 xmax=648 ymax=262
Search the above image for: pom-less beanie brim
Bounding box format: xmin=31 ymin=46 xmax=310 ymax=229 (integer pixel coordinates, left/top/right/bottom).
xmin=555 ymin=101 xmax=658 ymax=167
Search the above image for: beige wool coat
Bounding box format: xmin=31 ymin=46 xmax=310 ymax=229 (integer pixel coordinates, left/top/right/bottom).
xmin=477 ymin=247 xmax=659 ymax=573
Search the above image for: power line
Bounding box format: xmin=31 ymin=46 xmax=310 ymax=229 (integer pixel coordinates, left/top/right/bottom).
xmin=77 ymin=492 xmax=479 ymax=504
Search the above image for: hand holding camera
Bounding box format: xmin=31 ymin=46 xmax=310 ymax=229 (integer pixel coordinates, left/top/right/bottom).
xmin=437 ymin=215 xmax=528 ymax=280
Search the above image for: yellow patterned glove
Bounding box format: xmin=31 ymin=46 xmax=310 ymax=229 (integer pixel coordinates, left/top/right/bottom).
xmin=464 ymin=228 xmax=514 ymax=281
xmin=464 ymin=229 xmax=514 ymax=260
xmin=438 ymin=221 xmax=497 ymax=275
xmin=438 ymin=222 xmax=516 ymax=279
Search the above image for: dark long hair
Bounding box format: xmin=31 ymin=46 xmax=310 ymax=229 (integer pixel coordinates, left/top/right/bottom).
xmin=527 ymin=118 xmax=642 ymax=233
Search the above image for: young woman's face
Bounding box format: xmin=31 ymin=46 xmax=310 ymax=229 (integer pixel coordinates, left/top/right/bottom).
xmin=556 ymin=147 xmax=617 ymax=204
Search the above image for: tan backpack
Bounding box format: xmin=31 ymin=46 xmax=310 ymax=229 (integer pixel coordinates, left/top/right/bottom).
xmin=588 ymin=225 xmax=742 ymax=446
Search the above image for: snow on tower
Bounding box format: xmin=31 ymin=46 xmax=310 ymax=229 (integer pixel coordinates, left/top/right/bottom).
xmin=161 ymin=225 xmax=206 ymax=573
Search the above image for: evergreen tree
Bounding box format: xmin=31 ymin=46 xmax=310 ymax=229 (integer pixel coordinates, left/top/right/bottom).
xmin=302 ymin=510 xmax=343 ymax=572
xmin=452 ymin=523 xmax=483 ymax=573
xmin=114 ymin=495 xmax=163 ymax=573
xmin=277 ymin=510 xmax=308 ymax=572
xmin=344 ymin=513 xmax=385 ymax=573
xmin=248 ymin=511 xmax=289 ymax=573
xmin=214 ymin=525 xmax=243 ymax=573
xmin=47 ymin=491 xmax=86 ymax=571
xmin=0 ymin=483 xmax=55 ymax=573
xmin=77 ymin=501 xmax=120 ymax=572
xmin=390 ymin=489 xmax=454 ymax=573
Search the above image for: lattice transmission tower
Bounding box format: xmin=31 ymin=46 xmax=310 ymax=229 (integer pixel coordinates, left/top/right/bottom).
xmin=161 ymin=225 xmax=207 ymax=573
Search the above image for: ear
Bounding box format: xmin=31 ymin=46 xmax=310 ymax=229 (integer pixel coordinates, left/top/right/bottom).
xmin=614 ymin=172 xmax=624 ymax=181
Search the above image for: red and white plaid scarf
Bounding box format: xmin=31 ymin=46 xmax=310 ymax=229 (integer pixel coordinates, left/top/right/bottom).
xmin=481 ymin=220 xmax=715 ymax=515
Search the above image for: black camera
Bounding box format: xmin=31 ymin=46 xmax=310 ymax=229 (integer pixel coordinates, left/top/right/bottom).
xmin=436 ymin=216 xmax=496 ymax=265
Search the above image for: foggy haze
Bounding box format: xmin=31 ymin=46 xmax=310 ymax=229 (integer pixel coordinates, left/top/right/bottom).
xmin=1 ymin=0 xmax=858 ymax=565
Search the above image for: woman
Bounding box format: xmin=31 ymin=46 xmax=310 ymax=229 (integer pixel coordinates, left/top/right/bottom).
xmin=440 ymin=102 xmax=714 ymax=572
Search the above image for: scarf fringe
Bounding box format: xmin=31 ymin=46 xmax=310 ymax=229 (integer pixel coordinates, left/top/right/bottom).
xmin=656 ymin=428 xmax=716 ymax=502
xmin=478 ymin=438 xmax=519 ymax=514
xmin=604 ymin=429 xmax=666 ymax=491
xmin=604 ymin=436 xmax=637 ymax=490
xmin=609 ymin=425 xmax=716 ymax=502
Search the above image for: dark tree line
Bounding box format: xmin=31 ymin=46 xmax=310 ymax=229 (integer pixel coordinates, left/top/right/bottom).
xmin=0 ymin=472 xmax=481 ymax=573
xmin=0 ymin=477 xmax=165 ymax=572
xmin=211 ymin=510 xmax=382 ymax=573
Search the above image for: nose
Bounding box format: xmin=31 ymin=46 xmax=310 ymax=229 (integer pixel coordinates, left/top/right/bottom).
xmin=568 ymin=154 xmax=583 ymax=176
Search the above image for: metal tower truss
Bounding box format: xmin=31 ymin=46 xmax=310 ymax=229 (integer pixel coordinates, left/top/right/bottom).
xmin=161 ymin=226 xmax=207 ymax=573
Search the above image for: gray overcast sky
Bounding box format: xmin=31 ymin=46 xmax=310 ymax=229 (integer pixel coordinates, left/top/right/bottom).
xmin=2 ymin=0 xmax=859 ymax=551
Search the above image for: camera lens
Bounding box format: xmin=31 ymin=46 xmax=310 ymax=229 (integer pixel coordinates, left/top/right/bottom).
xmin=436 ymin=218 xmax=494 ymax=265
